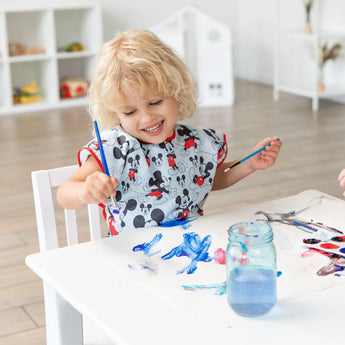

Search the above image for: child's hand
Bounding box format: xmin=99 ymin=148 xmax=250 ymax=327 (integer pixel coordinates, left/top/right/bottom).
xmin=248 ymin=136 xmax=282 ymax=171
xmin=79 ymin=171 xmax=118 ymax=205
xmin=338 ymin=169 xmax=345 ymax=196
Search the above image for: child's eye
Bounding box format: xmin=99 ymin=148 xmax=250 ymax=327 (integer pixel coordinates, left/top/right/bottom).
xmin=124 ymin=109 xmax=136 ymax=116
xmin=150 ymin=100 xmax=162 ymax=106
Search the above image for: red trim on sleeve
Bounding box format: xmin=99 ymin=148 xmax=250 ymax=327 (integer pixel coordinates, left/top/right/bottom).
xmin=216 ymin=134 xmax=228 ymax=168
xmin=77 ymin=147 xmax=104 ymax=172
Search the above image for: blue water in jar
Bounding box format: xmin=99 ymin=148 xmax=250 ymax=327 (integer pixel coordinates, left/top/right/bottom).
xmin=227 ymin=265 xmax=276 ymax=317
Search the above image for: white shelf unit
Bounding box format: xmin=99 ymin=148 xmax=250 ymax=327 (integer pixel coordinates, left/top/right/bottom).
xmin=274 ymin=0 xmax=345 ymax=111
xmin=0 ymin=0 xmax=103 ymax=116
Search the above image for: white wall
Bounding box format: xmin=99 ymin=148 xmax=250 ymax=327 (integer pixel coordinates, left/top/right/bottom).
xmin=100 ymin=0 xmax=345 ymax=86
xmin=230 ymin=0 xmax=275 ymax=84
xmin=101 ymin=0 xmax=232 ymax=41
xmin=227 ymin=0 xmax=345 ymax=86
xmin=99 ymin=0 xmax=276 ymax=84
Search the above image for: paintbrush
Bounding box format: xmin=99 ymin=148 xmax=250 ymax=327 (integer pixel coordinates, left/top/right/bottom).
xmin=224 ymin=138 xmax=280 ymax=173
xmin=93 ymin=120 xmax=119 ymax=215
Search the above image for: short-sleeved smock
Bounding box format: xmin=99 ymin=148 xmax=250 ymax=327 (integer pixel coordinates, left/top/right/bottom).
xmin=78 ymin=123 xmax=227 ymax=235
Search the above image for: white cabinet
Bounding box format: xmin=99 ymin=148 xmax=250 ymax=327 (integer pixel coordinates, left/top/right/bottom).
xmin=274 ymin=0 xmax=345 ymax=111
xmin=0 ymin=0 xmax=103 ymax=115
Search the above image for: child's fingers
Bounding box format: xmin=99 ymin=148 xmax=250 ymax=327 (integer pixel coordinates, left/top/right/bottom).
xmin=261 ymin=138 xmax=281 ymax=156
xmin=86 ymin=172 xmax=115 ymax=203
xmin=110 ymin=177 xmax=118 ymax=196
xmin=338 ymin=169 xmax=345 ymax=181
xmin=257 ymin=136 xmax=281 ymax=151
xmin=340 ymin=177 xmax=345 ymax=187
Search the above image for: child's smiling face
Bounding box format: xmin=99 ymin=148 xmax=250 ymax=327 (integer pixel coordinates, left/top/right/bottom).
xmin=116 ymin=84 xmax=179 ymax=144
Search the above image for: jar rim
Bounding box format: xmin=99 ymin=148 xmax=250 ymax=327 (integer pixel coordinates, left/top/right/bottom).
xmin=228 ymin=221 xmax=273 ymax=241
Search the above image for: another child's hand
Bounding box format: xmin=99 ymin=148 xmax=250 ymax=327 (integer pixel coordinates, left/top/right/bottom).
xmin=338 ymin=169 xmax=345 ymax=196
xmin=248 ymin=136 xmax=282 ymax=171
xmin=79 ymin=171 xmax=117 ymax=205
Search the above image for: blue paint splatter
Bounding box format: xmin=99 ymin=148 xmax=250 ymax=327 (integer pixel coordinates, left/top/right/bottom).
xmin=182 ymin=281 xmax=227 ymax=295
xmin=128 ymin=260 xmax=158 ymax=274
xmin=276 ymin=271 xmax=282 ymax=277
xmin=334 ymin=264 xmax=344 ymax=272
xmin=161 ymin=232 xmax=213 ymax=274
xmin=239 ymin=241 xmax=248 ymax=252
xmin=160 ymin=218 xmax=196 ymax=230
xmin=132 ymin=233 xmax=163 ymax=257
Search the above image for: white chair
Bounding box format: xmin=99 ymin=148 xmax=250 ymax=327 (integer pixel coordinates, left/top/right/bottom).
xmin=31 ymin=165 xmax=114 ymax=345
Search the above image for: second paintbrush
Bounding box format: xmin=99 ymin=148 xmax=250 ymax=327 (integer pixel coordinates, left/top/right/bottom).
xmin=224 ymin=138 xmax=280 ymax=173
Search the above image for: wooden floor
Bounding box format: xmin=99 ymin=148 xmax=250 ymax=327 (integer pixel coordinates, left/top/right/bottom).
xmin=1 ymin=80 xmax=345 ymax=344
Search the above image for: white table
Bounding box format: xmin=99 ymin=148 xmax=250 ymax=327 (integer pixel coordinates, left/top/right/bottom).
xmin=26 ymin=190 xmax=345 ymax=345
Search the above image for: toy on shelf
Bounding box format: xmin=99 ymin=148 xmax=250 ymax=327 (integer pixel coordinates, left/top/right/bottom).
xmin=63 ymin=42 xmax=84 ymax=52
xmin=9 ymin=42 xmax=45 ymax=56
xmin=13 ymin=81 xmax=42 ymax=104
xmin=60 ymin=78 xmax=89 ymax=99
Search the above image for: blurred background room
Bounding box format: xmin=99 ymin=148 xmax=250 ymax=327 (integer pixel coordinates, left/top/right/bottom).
xmin=1 ymin=0 xmax=345 ymax=343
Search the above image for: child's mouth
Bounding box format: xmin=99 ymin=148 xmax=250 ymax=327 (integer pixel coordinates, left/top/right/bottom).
xmin=143 ymin=121 xmax=163 ymax=135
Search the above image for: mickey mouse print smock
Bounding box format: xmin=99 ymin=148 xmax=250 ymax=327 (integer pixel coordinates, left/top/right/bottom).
xmin=78 ymin=124 xmax=227 ymax=235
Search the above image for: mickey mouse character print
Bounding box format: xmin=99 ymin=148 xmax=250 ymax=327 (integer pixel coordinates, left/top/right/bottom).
xmin=78 ymin=123 xmax=227 ymax=235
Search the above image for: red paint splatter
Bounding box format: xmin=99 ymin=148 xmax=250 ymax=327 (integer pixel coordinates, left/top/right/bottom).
xmin=213 ymin=248 xmax=226 ymax=264
xmin=301 ymin=248 xmax=318 ymax=258
xmin=238 ymin=257 xmax=250 ymax=266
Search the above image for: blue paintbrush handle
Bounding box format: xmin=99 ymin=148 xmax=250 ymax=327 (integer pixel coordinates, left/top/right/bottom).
xmin=225 ymin=138 xmax=280 ymax=172
xmin=239 ymin=142 xmax=271 ymax=163
xmin=94 ymin=120 xmax=110 ymax=176
xmin=291 ymin=220 xmax=317 ymax=232
xmin=93 ymin=121 xmax=119 ymax=215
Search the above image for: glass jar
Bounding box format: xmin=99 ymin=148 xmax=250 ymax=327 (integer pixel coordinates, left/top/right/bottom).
xmin=226 ymin=221 xmax=276 ymax=317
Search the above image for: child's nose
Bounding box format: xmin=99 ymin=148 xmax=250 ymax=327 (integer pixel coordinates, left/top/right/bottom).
xmin=140 ymin=108 xmax=155 ymax=122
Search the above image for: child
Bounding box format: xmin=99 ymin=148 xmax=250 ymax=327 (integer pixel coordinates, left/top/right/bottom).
xmin=339 ymin=169 xmax=345 ymax=196
xmin=57 ymin=30 xmax=282 ymax=236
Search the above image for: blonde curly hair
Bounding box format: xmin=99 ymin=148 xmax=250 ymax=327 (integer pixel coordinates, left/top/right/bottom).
xmin=88 ymin=30 xmax=198 ymax=132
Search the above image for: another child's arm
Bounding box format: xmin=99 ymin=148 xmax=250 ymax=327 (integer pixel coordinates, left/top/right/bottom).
xmin=57 ymin=155 xmax=117 ymax=209
xmin=338 ymin=168 xmax=345 ymax=196
xmin=212 ymin=136 xmax=282 ymax=191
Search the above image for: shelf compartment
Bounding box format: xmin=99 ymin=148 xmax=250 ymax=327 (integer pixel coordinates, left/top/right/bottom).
xmin=58 ymin=56 xmax=96 ymax=100
xmin=6 ymin=10 xmax=54 ymax=57
xmin=10 ymin=59 xmax=58 ymax=106
xmin=58 ymin=56 xmax=95 ymax=83
xmin=0 ymin=1 xmax=102 ymax=116
xmin=55 ymin=7 xmax=102 ymax=54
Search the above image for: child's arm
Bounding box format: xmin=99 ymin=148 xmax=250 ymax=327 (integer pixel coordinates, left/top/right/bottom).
xmin=212 ymin=136 xmax=281 ymax=191
xmin=338 ymin=168 xmax=345 ymax=196
xmin=57 ymin=155 xmax=117 ymax=209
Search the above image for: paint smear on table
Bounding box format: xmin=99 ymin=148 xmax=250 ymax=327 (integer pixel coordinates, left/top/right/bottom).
xmin=182 ymin=281 xmax=227 ymax=295
xmin=161 ymin=232 xmax=213 ymax=274
xmin=132 ymin=233 xmax=163 ymax=257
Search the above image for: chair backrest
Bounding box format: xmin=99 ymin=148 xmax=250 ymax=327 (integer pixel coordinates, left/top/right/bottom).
xmin=31 ymin=165 xmax=102 ymax=252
